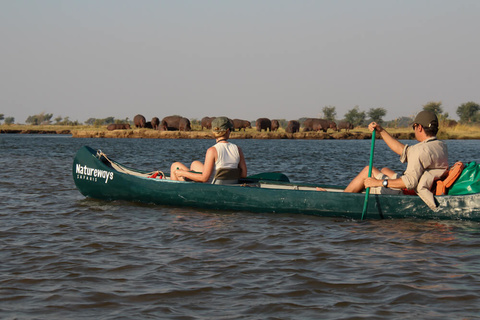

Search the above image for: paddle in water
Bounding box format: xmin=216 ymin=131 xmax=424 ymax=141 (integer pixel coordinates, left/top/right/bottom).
xmin=361 ymin=129 xmax=376 ymax=220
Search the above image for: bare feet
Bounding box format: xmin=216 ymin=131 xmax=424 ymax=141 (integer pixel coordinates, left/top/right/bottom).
xmin=316 ymin=187 xmax=327 ymax=191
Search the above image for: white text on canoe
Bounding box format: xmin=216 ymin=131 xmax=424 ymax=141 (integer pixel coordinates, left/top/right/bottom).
xmin=76 ymin=164 xmax=114 ymax=183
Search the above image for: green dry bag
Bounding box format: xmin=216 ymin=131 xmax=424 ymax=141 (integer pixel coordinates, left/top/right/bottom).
xmin=448 ymin=161 xmax=480 ymax=195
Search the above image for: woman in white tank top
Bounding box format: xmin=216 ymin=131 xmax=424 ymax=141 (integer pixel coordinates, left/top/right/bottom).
xmin=170 ymin=117 xmax=247 ymax=183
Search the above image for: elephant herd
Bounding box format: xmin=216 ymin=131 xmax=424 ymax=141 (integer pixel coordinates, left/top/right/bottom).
xmin=254 ymin=118 xmax=352 ymax=133
xmin=130 ymin=114 xmax=192 ymax=131
xmin=107 ymin=114 xmax=354 ymax=133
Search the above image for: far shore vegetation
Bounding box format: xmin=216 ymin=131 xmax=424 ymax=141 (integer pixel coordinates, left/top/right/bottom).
xmin=2 ymin=101 xmax=480 ymax=139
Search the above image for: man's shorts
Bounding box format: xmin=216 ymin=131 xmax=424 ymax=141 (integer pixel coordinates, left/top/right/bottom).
xmin=369 ymin=173 xmax=403 ymax=195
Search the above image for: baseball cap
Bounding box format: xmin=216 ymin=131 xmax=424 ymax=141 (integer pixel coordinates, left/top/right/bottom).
xmin=212 ymin=117 xmax=233 ymax=132
xmin=413 ymin=111 xmax=438 ymax=128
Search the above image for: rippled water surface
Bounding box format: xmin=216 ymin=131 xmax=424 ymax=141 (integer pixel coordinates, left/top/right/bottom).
xmin=1 ymin=135 xmax=480 ymax=319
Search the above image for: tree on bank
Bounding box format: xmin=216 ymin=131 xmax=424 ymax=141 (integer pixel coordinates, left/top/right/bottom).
xmin=423 ymin=101 xmax=450 ymax=122
xmin=85 ymin=117 xmax=128 ymax=127
xmin=95 ymin=117 xmax=115 ymax=126
xmin=24 ymin=113 xmax=81 ymax=125
xmin=0 ymin=114 xmax=14 ymax=125
xmin=55 ymin=116 xmax=80 ymax=126
xmin=385 ymin=116 xmax=413 ymax=128
xmin=4 ymin=117 xmax=15 ymax=125
xmin=85 ymin=118 xmax=96 ymax=125
xmin=344 ymin=106 xmax=366 ymax=127
xmin=26 ymin=112 xmax=53 ymax=125
xmin=423 ymin=101 xmax=444 ymax=115
xmin=367 ymin=108 xmax=387 ymax=124
xmin=456 ymin=101 xmax=480 ymax=124
xmin=322 ymin=106 xmax=336 ymax=121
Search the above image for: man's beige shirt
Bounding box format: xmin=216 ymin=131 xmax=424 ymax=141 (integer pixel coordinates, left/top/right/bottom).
xmin=400 ymin=137 xmax=449 ymax=209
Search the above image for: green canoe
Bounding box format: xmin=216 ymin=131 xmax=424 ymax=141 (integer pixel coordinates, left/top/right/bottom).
xmin=73 ymin=146 xmax=480 ymax=221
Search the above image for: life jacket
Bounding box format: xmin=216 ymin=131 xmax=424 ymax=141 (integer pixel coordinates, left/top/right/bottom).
xmin=148 ymin=171 xmax=164 ymax=179
xmin=432 ymin=161 xmax=465 ymax=196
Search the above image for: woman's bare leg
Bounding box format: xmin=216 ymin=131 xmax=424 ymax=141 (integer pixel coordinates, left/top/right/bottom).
xmin=170 ymin=162 xmax=189 ymax=181
xmin=189 ymin=160 xmax=204 ymax=173
xmin=381 ymin=167 xmax=396 ymax=178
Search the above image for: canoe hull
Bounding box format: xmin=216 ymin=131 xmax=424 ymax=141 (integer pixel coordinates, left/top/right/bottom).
xmin=73 ymin=146 xmax=480 ymax=221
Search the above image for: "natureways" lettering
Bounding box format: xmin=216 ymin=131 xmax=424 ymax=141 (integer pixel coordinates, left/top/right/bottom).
xmin=76 ymin=164 xmax=114 ymax=183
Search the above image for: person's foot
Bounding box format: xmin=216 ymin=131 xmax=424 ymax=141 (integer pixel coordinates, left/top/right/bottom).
xmin=316 ymin=187 xmax=327 ymax=191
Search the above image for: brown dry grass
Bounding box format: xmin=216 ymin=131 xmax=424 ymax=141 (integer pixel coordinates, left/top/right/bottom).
xmin=2 ymin=123 xmax=480 ymax=139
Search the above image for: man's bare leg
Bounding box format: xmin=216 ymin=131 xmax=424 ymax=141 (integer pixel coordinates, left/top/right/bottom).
xmin=344 ymin=166 xmax=381 ymax=193
xmin=381 ymin=167 xmax=396 ymax=178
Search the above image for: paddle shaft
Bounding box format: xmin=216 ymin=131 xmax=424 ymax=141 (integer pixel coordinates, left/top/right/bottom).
xmin=361 ymin=129 xmax=376 ymax=220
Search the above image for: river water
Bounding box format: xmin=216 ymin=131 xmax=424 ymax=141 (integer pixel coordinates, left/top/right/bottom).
xmin=1 ymin=135 xmax=480 ymax=319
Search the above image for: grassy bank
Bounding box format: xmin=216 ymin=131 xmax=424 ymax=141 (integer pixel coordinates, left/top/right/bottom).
xmin=1 ymin=123 xmax=480 ymax=139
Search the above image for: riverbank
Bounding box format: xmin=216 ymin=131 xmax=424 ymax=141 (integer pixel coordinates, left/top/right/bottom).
xmin=0 ymin=126 xmax=405 ymax=139
xmin=71 ymin=129 xmax=380 ymax=140
xmin=2 ymin=124 xmax=480 ymax=139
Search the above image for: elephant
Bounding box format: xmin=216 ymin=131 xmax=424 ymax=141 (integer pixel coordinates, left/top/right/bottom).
xmin=107 ymin=123 xmax=131 ymax=131
xmin=303 ymin=118 xmax=333 ymax=132
xmin=178 ymin=117 xmax=192 ymax=131
xmin=160 ymin=116 xmax=192 ymax=131
xmin=255 ymin=118 xmax=271 ymax=132
xmin=133 ymin=114 xmax=146 ymax=128
xmin=145 ymin=121 xmax=153 ymax=129
xmin=337 ymin=121 xmax=354 ymax=132
xmin=327 ymin=120 xmax=338 ymax=131
xmin=151 ymin=117 xmax=160 ymax=130
xmin=201 ymin=117 xmax=216 ymax=130
xmin=444 ymin=120 xmax=458 ymax=127
xmin=233 ymin=119 xmax=252 ymax=131
xmin=271 ymin=120 xmax=280 ymax=131
xmin=285 ymin=120 xmax=300 ymax=133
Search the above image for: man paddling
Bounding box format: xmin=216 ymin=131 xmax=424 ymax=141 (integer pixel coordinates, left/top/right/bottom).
xmin=344 ymin=110 xmax=448 ymax=209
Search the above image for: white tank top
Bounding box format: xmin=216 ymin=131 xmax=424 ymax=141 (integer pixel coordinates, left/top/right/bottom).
xmin=210 ymin=142 xmax=240 ymax=182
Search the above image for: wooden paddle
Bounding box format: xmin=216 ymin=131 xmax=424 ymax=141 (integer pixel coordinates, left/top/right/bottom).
xmin=361 ymin=129 xmax=376 ymax=220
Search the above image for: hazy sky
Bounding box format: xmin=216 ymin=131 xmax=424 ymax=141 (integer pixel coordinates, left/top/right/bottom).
xmin=1 ymin=0 xmax=479 ymax=124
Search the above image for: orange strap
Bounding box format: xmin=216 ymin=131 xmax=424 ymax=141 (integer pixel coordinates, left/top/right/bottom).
xmin=433 ymin=162 xmax=465 ymax=195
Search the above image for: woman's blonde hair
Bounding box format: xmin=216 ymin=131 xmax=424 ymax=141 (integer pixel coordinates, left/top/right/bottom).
xmin=213 ymin=130 xmax=228 ymax=138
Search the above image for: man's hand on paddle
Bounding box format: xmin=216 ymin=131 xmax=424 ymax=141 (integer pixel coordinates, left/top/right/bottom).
xmin=368 ymin=122 xmax=383 ymax=133
xmin=364 ymin=177 xmax=381 ymax=189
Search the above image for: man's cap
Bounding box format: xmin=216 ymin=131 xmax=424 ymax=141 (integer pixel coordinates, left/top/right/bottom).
xmin=413 ymin=110 xmax=438 ymax=128
xmin=212 ymin=117 xmax=233 ymax=132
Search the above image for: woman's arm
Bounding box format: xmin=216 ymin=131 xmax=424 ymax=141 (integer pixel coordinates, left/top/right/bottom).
xmin=175 ymin=147 xmax=217 ymax=183
xmin=238 ymin=147 xmax=247 ymax=178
